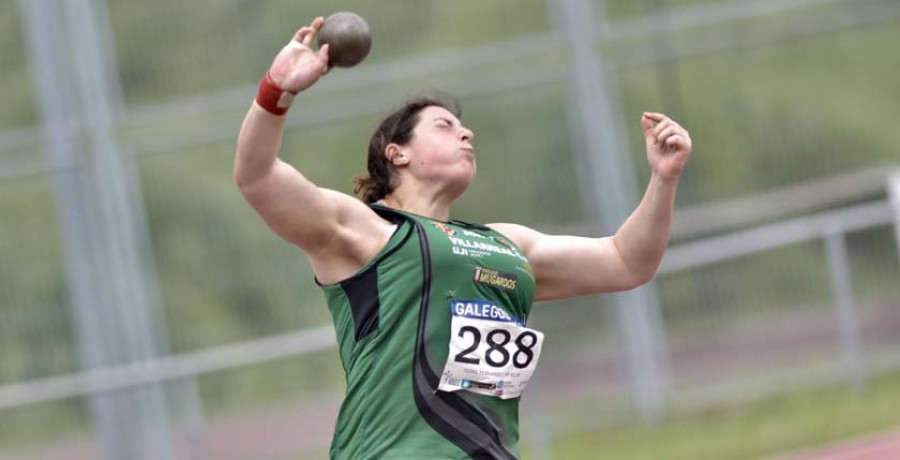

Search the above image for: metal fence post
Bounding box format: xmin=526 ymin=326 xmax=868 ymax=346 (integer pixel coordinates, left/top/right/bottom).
xmin=551 ymin=0 xmax=669 ymax=424
xmin=522 ymin=371 xmax=554 ymax=460
xmin=823 ymin=226 xmax=866 ymax=393
xmin=18 ymin=1 xmax=131 ymax=457
xmin=60 ymin=0 xmax=207 ymax=456
xmin=19 ymin=0 xmax=197 ymax=457
xmin=889 ymin=171 xmax=900 ymax=266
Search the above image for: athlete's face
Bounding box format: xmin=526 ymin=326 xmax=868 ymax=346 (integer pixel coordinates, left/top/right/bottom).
xmin=396 ymin=106 xmax=476 ymax=195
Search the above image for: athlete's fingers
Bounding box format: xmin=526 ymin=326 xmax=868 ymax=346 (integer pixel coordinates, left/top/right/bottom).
xmin=650 ymin=119 xmax=673 ymax=140
xmin=317 ymin=44 xmax=331 ymax=72
xmin=665 ymin=135 xmax=686 ymax=149
xmin=643 ymin=112 xmax=666 ymax=122
xmin=657 ymin=126 xmax=680 ymax=146
xmin=302 ymin=16 xmax=324 ymax=47
xmin=316 ymin=43 xmax=330 ymax=60
xmin=294 ymin=27 xmax=314 ymax=44
xmin=641 ymin=114 xmax=654 ymax=136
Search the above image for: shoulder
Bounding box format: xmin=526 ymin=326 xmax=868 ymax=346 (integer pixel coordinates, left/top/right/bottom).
xmin=485 ymin=222 xmax=543 ymax=254
xmin=307 ymin=190 xmax=398 ymax=284
xmin=319 ymin=188 xmax=393 ymax=229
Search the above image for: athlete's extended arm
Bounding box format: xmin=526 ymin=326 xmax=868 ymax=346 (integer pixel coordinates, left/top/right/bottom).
xmin=490 ymin=112 xmax=692 ymax=301
xmin=234 ymin=18 xmax=392 ymax=282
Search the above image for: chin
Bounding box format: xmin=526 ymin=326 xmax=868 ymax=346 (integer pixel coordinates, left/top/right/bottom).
xmin=446 ymin=173 xmax=475 ymax=200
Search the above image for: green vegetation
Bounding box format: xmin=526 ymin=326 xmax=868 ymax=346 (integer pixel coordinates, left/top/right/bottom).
xmin=0 ymin=399 xmax=89 ymax=451
xmin=0 ymin=178 xmax=76 ymax=385
xmin=534 ymin=371 xmax=900 ymax=459
xmin=0 ymin=1 xmax=35 ymax=130
xmin=105 ymin=0 xmax=552 ymax=106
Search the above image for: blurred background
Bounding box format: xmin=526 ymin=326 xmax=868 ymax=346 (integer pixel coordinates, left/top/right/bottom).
xmin=2 ymin=0 xmax=900 ymax=458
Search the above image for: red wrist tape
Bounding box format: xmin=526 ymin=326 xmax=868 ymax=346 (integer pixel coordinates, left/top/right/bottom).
xmin=255 ymin=72 xmax=297 ymax=116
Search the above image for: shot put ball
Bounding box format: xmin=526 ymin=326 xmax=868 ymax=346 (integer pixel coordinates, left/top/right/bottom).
xmin=317 ymin=12 xmax=372 ymax=68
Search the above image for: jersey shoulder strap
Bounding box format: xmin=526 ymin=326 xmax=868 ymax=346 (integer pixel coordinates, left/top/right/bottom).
xmin=369 ymin=202 xmax=410 ymax=224
xmin=448 ymin=218 xmax=490 ymax=231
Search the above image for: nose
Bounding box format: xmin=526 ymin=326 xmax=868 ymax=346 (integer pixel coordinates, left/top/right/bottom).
xmin=460 ymin=127 xmax=475 ymax=142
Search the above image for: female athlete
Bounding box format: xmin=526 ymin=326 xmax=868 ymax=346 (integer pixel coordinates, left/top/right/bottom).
xmin=235 ymin=17 xmax=692 ymax=460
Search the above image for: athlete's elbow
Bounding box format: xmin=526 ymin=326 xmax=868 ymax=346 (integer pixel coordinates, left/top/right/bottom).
xmin=233 ymin=161 xmax=269 ymax=193
xmin=233 ymin=155 xmax=252 ymax=189
xmin=631 ymin=269 xmax=657 ymax=289
xmin=234 ymin=147 xmax=278 ymax=191
xmin=622 ymin=260 xmax=661 ymax=290
xmin=234 ymin=169 xmax=256 ymax=192
xmin=233 ymin=167 xmax=246 ymax=189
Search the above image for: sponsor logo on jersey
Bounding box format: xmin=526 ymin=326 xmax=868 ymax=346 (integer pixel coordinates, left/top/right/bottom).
xmin=451 ymin=299 xmax=517 ymax=323
xmin=473 ymin=266 xmax=518 ymax=291
xmin=462 ymin=229 xmax=490 ymax=239
xmin=448 ymin=236 xmax=528 ymax=262
xmin=431 ymin=222 xmax=456 ymax=236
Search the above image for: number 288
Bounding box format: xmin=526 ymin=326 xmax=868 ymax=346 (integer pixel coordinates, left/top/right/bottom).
xmin=453 ymin=326 xmax=538 ymax=369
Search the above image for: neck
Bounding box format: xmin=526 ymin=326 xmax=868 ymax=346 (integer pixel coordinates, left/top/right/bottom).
xmin=380 ymin=182 xmax=457 ymax=222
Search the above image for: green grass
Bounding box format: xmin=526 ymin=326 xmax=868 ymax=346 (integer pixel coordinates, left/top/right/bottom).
xmin=535 ymin=371 xmax=900 ymax=460
xmin=0 ymin=399 xmax=90 ymax=452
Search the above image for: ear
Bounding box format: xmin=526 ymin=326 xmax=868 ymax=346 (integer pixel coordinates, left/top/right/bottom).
xmin=386 ymin=143 xmax=409 ymax=166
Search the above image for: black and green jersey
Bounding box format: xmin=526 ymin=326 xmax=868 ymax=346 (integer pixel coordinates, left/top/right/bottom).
xmin=319 ymin=204 xmax=537 ymax=459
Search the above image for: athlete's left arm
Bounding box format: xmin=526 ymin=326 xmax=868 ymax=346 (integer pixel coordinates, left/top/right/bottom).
xmin=489 ymin=112 xmax=691 ymax=302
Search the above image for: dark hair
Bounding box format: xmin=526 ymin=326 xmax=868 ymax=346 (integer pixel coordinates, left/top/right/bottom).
xmin=354 ymin=93 xmax=461 ymax=204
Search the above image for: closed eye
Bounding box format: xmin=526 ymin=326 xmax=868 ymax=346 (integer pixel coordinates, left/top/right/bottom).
xmin=435 ymin=118 xmax=454 ymax=129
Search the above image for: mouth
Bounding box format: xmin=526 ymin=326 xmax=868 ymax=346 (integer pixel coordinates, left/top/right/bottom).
xmin=461 ymin=146 xmax=476 ymax=157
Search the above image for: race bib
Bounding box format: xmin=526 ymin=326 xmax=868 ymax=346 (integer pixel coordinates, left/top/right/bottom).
xmin=438 ymin=299 xmax=544 ymax=399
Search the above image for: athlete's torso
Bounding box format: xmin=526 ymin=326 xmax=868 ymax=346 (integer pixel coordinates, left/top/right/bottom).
xmin=319 ymin=205 xmax=536 ymax=459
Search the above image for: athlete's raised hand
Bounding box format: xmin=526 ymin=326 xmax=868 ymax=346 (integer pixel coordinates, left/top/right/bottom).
xmin=268 ymin=17 xmax=331 ymax=94
xmin=641 ymin=112 xmax=692 ymax=181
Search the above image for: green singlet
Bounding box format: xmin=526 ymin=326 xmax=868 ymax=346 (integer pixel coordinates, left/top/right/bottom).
xmin=318 ymin=204 xmax=537 ymax=459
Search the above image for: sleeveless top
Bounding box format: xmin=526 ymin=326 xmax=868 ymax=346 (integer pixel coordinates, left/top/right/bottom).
xmin=318 ymin=204 xmax=537 ymax=459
